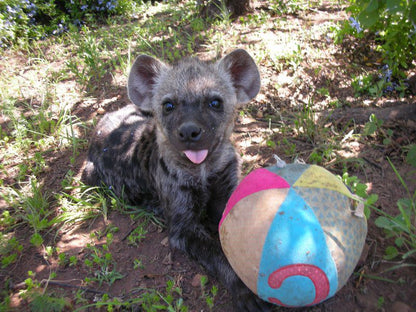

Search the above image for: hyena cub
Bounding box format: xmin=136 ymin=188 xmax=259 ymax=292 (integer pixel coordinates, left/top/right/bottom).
xmin=82 ymin=49 xmax=270 ymax=311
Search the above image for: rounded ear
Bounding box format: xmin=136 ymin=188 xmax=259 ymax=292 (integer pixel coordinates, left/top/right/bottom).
xmin=127 ymin=55 xmax=166 ymax=112
xmin=218 ymin=49 xmax=261 ymax=105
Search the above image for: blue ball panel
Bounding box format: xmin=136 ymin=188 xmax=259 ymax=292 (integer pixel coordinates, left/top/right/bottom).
xmin=257 ymin=188 xmax=338 ymax=306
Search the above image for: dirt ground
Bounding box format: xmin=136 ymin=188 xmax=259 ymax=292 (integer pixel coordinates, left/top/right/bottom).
xmin=2 ymin=1 xmax=416 ymax=311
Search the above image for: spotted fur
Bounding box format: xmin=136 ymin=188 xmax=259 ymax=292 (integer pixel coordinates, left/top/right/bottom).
xmin=82 ymin=50 xmax=271 ymax=311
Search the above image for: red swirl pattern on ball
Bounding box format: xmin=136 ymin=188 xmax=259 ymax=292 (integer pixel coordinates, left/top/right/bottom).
xmin=267 ymin=264 xmax=330 ymax=307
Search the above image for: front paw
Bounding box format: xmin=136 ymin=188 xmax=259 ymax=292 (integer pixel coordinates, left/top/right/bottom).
xmin=233 ymin=282 xmax=275 ymax=312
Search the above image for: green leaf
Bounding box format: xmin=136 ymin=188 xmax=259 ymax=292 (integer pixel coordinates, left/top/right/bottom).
xmin=266 ymin=140 xmax=276 ymax=149
xmin=355 ymin=183 xmax=368 ymax=197
xmin=364 ymin=205 xmax=371 ymax=220
xmin=364 ymin=0 xmax=379 ymax=13
xmin=409 ymin=3 xmax=416 ymax=24
xmin=396 ymin=199 xmax=412 ymax=232
xmin=367 ymin=193 xmax=378 ymax=206
xmin=1 ymin=254 xmax=17 ymax=268
xmin=358 ymin=9 xmax=380 ymax=28
xmin=386 ymin=0 xmax=400 ymax=14
xmin=384 ymin=246 xmax=399 ymax=260
xmin=395 ymin=237 xmax=405 ymax=248
xmin=406 ymin=144 xmax=416 ymax=168
xmin=403 ymin=249 xmax=416 ymax=260
xmin=374 ymin=216 xmax=394 ymax=231
xmin=30 ymin=233 xmax=44 ymax=247
xmin=363 ymin=121 xmax=377 ymax=136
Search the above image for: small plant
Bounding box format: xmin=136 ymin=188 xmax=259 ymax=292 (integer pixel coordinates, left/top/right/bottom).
xmin=200 ymin=275 xmax=218 ymax=310
xmin=76 ymin=279 xmax=188 ymax=311
xmin=127 ymin=222 xmax=148 ymax=246
xmin=57 ymin=183 xmax=111 ymax=224
xmin=362 ymin=113 xmax=383 ymax=137
xmin=133 ymin=258 xmax=144 ymax=270
xmin=18 ymin=271 xmax=71 ymax=312
xmin=58 ymin=252 xmax=68 ymax=267
xmin=0 ymin=210 xmax=15 ymax=227
xmin=268 ymin=0 xmax=308 ymax=15
xmin=377 ymin=296 xmax=385 ymax=310
xmin=309 ymin=150 xmax=323 ymax=164
xmin=2 ymin=177 xmax=61 ymax=239
xmin=335 ymin=0 xmax=416 ymax=96
xmin=342 ymin=171 xmax=378 ymax=220
xmin=66 ymin=28 xmax=107 ymax=91
xmin=278 ymin=138 xmax=297 ymax=156
xmin=156 ymin=279 xmax=188 ymax=312
xmin=293 ymin=98 xmax=321 ymax=143
xmin=351 ymin=66 xmax=405 ymax=98
xmin=316 ymin=87 xmax=330 ymax=98
xmin=83 ymin=233 xmax=124 ymax=286
xmin=212 ymin=0 xmax=232 ymax=26
xmin=362 ymin=113 xmax=393 ymax=145
xmin=351 ymin=73 xmax=385 ymax=97
xmin=0 ymin=234 xmax=23 ymax=268
xmin=30 ymin=232 xmax=44 ymax=247
xmin=69 ymin=255 xmax=78 ymax=266
xmin=29 ymin=293 xmax=71 ymax=312
xmin=374 ymin=156 xmax=416 ymax=262
xmin=0 ymin=0 xmax=139 ymax=47
xmin=45 ymin=246 xmax=54 ymax=259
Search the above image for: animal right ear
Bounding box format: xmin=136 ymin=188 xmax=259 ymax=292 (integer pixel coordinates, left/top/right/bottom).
xmin=218 ymin=49 xmax=261 ymax=106
xmin=127 ymin=55 xmax=166 ymax=112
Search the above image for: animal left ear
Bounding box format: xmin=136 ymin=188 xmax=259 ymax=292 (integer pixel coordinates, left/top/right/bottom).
xmin=127 ymin=54 xmax=167 ymax=113
xmin=218 ymin=49 xmax=261 ymax=105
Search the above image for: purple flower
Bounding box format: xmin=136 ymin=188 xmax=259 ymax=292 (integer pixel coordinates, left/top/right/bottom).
xmin=381 ymin=64 xmax=392 ymax=82
xmin=349 ymin=17 xmax=362 ymax=33
xmin=6 ymin=6 xmax=17 ymax=15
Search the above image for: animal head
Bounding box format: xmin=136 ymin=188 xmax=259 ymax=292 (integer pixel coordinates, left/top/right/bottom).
xmin=127 ymin=49 xmax=260 ymax=165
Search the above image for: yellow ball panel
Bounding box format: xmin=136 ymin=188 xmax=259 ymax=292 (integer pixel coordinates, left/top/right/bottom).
xmin=293 ymin=165 xmax=351 ymax=197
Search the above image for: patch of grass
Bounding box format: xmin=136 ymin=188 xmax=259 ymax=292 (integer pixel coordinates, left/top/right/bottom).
xmin=361 ymin=113 xmax=394 ymax=147
xmin=133 ymin=258 xmax=145 ymax=270
xmin=75 ymin=279 xmax=188 ymax=311
xmin=200 ymin=275 xmax=218 ymax=311
xmin=293 ymin=97 xmax=322 ymax=143
xmin=83 ymin=233 xmax=124 ymax=287
xmin=342 ymin=171 xmax=378 ymax=220
xmin=2 ymin=177 xmax=60 ymax=243
xmin=66 ymin=27 xmax=108 ymax=91
xmin=57 ymin=182 xmax=116 ymax=225
xmin=127 ymin=221 xmax=148 ymax=246
xmin=0 ymin=233 xmax=23 ymax=269
xmin=277 ymin=138 xmax=297 ymax=157
xmin=14 ymin=271 xmax=72 ymax=312
xmin=0 ymin=93 xmax=87 ymax=171
xmin=1 ymin=0 xmax=415 ymax=310
xmin=268 ymin=0 xmax=311 ymax=15
xmin=28 ymin=292 xmax=72 ymax=312
xmin=373 ymin=154 xmax=416 ymax=262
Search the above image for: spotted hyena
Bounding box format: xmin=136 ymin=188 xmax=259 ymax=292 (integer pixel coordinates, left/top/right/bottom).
xmin=82 ymin=49 xmax=271 ymax=311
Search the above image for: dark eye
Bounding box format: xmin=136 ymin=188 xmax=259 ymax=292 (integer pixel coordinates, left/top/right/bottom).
xmin=163 ymin=101 xmax=175 ymax=113
xmin=209 ymin=99 xmax=222 ymax=110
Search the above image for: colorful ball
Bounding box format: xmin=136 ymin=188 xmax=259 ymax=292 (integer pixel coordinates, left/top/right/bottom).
xmin=219 ymin=163 xmax=367 ymax=307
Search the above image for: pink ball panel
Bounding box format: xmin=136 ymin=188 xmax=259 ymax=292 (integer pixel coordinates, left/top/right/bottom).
xmin=219 ymin=168 xmax=290 ymax=228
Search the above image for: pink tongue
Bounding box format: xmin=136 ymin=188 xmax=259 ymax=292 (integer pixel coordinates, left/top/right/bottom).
xmin=183 ymin=150 xmax=208 ymax=164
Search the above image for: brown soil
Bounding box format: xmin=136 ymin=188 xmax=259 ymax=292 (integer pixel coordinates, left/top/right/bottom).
xmin=1 ymin=1 xmax=416 ymax=311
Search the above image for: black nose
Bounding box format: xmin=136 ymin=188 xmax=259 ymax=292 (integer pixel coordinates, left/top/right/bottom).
xmin=178 ymin=122 xmax=202 ymax=142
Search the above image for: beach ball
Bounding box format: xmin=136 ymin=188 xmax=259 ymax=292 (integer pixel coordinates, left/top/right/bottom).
xmin=219 ymin=162 xmax=367 ymax=307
